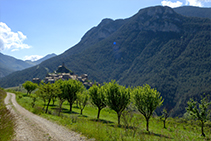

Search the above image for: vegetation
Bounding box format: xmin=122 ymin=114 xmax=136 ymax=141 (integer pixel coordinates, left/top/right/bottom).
xmin=0 ymin=88 xmax=16 ymax=140
xmin=133 ymin=84 xmax=163 ymax=131
xmin=186 ymin=95 xmax=211 ymax=137
xmin=105 ymin=80 xmax=130 ymax=125
xmin=0 ymin=6 xmax=211 ymax=118
xmin=55 ymin=80 xmax=67 ymax=116
xmin=22 ymin=81 xmax=38 ymax=95
xmin=62 ymin=79 xmax=84 ymax=113
xmin=77 ymin=90 xmax=89 ymax=115
xmin=89 ymin=84 xmax=106 ymax=119
xmin=36 ymin=82 xmax=60 ymax=113
xmin=14 ymin=83 xmax=211 ymax=141
xmin=160 ymin=108 xmax=171 ymax=129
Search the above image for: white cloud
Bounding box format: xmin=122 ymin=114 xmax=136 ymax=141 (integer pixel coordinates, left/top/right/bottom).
xmin=161 ymin=0 xmax=183 ymax=8
xmin=24 ymin=55 xmax=43 ymax=61
xmin=0 ymin=22 xmax=31 ymax=52
xmin=185 ymin=0 xmax=203 ymax=7
xmin=24 ymin=55 xmax=44 ymax=61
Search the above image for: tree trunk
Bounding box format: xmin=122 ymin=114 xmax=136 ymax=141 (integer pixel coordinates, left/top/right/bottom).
xmin=80 ymin=109 xmax=83 ymax=115
xmin=42 ymin=99 xmax=46 ymax=110
xmin=164 ymin=120 xmax=166 ymax=128
xmin=201 ymin=121 xmax=205 ymax=137
xmin=45 ymin=98 xmax=51 ymax=113
xmin=58 ymin=101 xmax=63 ymax=116
xmin=117 ymin=113 xmax=121 ymax=126
xmin=52 ymin=99 xmax=55 ymax=106
xmin=97 ymin=108 xmax=101 ymax=120
xmin=69 ymin=103 xmax=73 ymax=113
xmin=146 ymin=118 xmax=149 ymax=132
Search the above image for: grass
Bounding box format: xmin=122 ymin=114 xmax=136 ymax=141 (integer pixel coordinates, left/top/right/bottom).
xmin=0 ymin=88 xmax=16 ymax=141
xmin=14 ymin=91 xmax=211 ymax=141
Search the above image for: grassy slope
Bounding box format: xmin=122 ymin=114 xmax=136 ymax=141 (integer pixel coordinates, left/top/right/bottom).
xmin=14 ymin=91 xmax=211 ymax=141
xmin=0 ymin=88 xmax=16 ymax=141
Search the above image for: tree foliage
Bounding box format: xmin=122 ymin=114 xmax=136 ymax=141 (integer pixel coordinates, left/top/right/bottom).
xmin=77 ymin=90 xmax=89 ymax=115
xmin=133 ymin=84 xmax=163 ymax=131
xmin=186 ymin=95 xmax=211 ymax=137
xmin=89 ymin=84 xmax=106 ymax=119
xmin=55 ymin=80 xmax=66 ymax=116
xmin=22 ymin=81 xmax=38 ymax=95
xmin=105 ymin=80 xmax=130 ymax=125
xmin=37 ymin=82 xmax=60 ymax=113
xmin=63 ymin=79 xmax=84 ymax=113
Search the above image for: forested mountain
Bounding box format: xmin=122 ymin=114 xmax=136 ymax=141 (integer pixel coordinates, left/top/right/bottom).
xmin=0 ymin=53 xmax=56 ymax=78
xmin=174 ymin=6 xmax=211 ymax=19
xmin=0 ymin=6 xmax=210 ymax=116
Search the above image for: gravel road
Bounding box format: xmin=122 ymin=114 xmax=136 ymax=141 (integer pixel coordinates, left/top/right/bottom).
xmin=4 ymin=92 xmax=88 ymax=141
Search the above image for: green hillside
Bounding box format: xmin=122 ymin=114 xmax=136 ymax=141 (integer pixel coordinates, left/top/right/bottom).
xmin=0 ymin=6 xmax=210 ymax=117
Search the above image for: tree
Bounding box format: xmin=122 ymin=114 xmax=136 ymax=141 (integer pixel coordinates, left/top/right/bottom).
xmin=186 ymin=95 xmax=211 ymax=137
xmin=38 ymin=82 xmax=61 ymax=113
xmin=105 ymin=80 xmax=130 ymax=125
xmin=63 ymin=79 xmax=84 ymax=113
xmin=160 ymin=108 xmax=171 ymax=129
xmin=77 ymin=90 xmax=89 ymax=115
xmin=55 ymin=80 xmax=66 ymax=116
xmin=22 ymin=81 xmax=38 ymax=95
xmin=133 ymin=84 xmax=163 ymax=132
xmin=89 ymin=84 xmax=106 ymax=120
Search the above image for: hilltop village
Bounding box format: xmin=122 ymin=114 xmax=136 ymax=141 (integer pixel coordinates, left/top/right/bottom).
xmin=32 ymin=63 xmax=94 ymax=89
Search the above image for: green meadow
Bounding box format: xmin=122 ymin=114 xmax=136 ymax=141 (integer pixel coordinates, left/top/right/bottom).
xmin=11 ymin=90 xmax=211 ymax=141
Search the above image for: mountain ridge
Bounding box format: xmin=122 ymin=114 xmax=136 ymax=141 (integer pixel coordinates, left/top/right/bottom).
xmin=0 ymin=53 xmax=57 ymax=78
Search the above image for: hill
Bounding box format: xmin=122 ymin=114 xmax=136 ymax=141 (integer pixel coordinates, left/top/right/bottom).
xmin=0 ymin=6 xmax=210 ymax=117
xmin=174 ymin=6 xmax=211 ymax=19
xmin=0 ymin=53 xmax=56 ymax=78
xmin=0 ymin=53 xmax=33 ymax=78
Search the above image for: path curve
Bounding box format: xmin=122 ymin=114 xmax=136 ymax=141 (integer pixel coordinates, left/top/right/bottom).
xmin=4 ymin=92 xmax=87 ymax=141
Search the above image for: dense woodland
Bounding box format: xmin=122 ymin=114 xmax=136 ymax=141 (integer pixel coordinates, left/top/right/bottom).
xmin=0 ymin=6 xmax=210 ymax=117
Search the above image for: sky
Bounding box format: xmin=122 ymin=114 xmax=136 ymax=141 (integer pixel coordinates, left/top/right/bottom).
xmin=0 ymin=0 xmax=211 ymax=61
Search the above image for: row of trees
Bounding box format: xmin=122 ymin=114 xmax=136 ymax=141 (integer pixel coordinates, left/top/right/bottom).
xmin=22 ymin=80 xmax=163 ymax=131
xmin=22 ymin=80 xmax=210 ymax=136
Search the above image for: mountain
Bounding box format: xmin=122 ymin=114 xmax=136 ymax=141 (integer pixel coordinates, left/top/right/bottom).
xmin=0 ymin=6 xmax=210 ymax=117
xmin=25 ymin=53 xmax=57 ymax=66
xmin=0 ymin=53 xmax=33 ymax=78
xmin=174 ymin=6 xmax=211 ymax=19
xmin=0 ymin=53 xmax=57 ymax=78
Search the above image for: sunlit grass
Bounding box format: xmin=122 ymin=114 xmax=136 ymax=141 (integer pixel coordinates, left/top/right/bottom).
xmin=0 ymin=88 xmax=16 ymax=141
xmin=15 ymin=91 xmax=211 ymax=141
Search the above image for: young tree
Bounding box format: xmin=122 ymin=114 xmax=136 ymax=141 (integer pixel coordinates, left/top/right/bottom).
xmin=63 ymin=79 xmax=84 ymax=113
xmin=55 ymin=80 xmax=66 ymax=116
xmin=105 ymin=80 xmax=130 ymax=125
xmin=160 ymin=108 xmax=171 ymax=129
xmin=77 ymin=90 xmax=89 ymax=115
xmin=89 ymin=84 xmax=106 ymax=120
xmin=133 ymin=84 xmax=163 ymax=132
xmin=36 ymin=86 xmax=47 ymax=110
xmin=38 ymin=82 xmax=61 ymax=113
xmin=22 ymin=81 xmax=38 ymax=95
xmin=186 ymin=95 xmax=211 ymax=137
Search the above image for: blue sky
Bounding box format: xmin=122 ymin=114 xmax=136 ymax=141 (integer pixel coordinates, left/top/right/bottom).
xmin=0 ymin=0 xmax=210 ymax=61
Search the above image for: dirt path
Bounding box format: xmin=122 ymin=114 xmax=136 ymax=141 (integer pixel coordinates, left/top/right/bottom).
xmin=4 ymin=92 xmax=87 ymax=141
